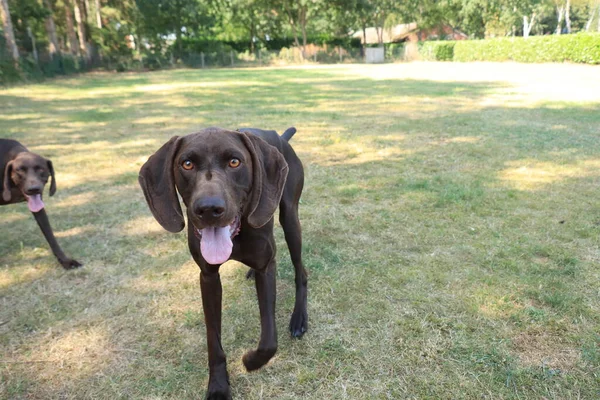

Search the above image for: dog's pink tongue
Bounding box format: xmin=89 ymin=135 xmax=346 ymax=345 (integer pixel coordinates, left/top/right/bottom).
xmin=26 ymin=194 xmax=45 ymax=213
xmin=200 ymin=225 xmax=233 ymax=265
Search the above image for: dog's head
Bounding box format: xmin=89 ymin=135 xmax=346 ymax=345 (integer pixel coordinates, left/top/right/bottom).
xmin=139 ymin=127 xmax=288 ymax=264
xmin=2 ymin=151 xmax=56 ymax=212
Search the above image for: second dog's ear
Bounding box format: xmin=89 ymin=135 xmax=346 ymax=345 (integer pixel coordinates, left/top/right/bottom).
xmin=139 ymin=136 xmax=185 ymax=233
xmin=47 ymin=159 xmax=56 ymax=196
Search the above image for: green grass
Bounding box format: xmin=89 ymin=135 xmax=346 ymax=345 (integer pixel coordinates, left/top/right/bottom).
xmin=1 ymin=62 xmax=600 ymax=399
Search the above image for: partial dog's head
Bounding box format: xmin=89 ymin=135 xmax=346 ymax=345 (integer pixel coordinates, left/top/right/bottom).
xmin=2 ymin=151 xmax=56 ymax=212
xmin=139 ymin=127 xmax=288 ymax=264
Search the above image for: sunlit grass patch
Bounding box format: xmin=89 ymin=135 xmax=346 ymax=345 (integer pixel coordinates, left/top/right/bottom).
xmin=1 ymin=63 xmax=600 ymax=399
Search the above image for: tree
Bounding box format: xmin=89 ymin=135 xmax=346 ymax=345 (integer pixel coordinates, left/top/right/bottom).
xmin=94 ymin=0 xmax=102 ymax=28
xmin=585 ymin=0 xmax=600 ymax=31
xmin=136 ymin=0 xmax=214 ymax=54
xmin=216 ymin=0 xmax=279 ymax=53
xmin=277 ymin=0 xmax=323 ymax=57
xmin=43 ymin=0 xmax=60 ymax=56
xmin=0 ymin=0 xmax=19 ymax=62
xmin=64 ymin=0 xmax=80 ymax=55
xmin=73 ymin=0 xmax=89 ymax=59
xmin=372 ymin=0 xmax=399 ymax=44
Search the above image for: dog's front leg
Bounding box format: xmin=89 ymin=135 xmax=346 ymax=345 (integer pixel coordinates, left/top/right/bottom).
xmin=32 ymin=209 xmax=82 ymax=269
xmin=242 ymin=259 xmax=278 ymax=371
xmin=200 ymin=269 xmax=231 ymax=400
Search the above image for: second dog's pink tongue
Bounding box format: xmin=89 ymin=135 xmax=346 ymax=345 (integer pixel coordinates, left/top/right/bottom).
xmin=200 ymin=225 xmax=233 ymax=265
xmin=26 ymin=194 xmax=45 ymax=213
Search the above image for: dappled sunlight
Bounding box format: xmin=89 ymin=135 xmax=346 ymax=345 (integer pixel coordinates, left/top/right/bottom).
xmin=0 ymin=212 xmax=28 ymax=224
xmin=299 ymin=127 xmax=413 ymax=167
xmin=53 ymin=192 xmax=96 ymax=209
xmin=330 ymin=63 xmax=600 ymax=105
xmin=134 ymin=115 xmax=177 ymax=125
xmin=430 ymin=136 xmax=481 ymax=146
xmin=11 ymin=325 xmax=121 ymax=387
xmin=54 ymin=225 xmax=94 ymax=238
xmin=0 ymin=265 xmax=49 ymax=289
xmin=498 ymin=159 xmax=600 ymax=190
xmin=36 ymin=138 xmax=157 ymax=153
xmin=120 ymin=215 xmax=165 ymax=237
xmin=141 ymin=238 xmax=185 ymax=258
xmin=133 ymin=80 xmax=272 ymax=93
xmin=477 ymin=294 xmax=523 ymax=319
xmin=0 ymin=113 xmax=46 ymax=121
xmin=445 ymin=136 xmax=480 ymax=144
xmin=219 ymin=260 xmax=246 ymax=279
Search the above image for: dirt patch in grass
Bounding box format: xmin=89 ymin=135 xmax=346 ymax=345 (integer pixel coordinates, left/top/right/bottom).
xmin=512 ymin=329 xmax=580 ymax=372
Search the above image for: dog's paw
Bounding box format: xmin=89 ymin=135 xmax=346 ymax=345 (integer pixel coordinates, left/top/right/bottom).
xmin=60 ymin=258 xmax=83 ymax=270
xmin=242 ymin=347 xmax=277 ymax=372
xmin=205 ymin=389 xmax=231 ymax=400
xmin=289 ymin=309 xmax=308 ymax=338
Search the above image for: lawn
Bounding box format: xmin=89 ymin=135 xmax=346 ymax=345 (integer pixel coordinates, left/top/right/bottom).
xmin=1 ymin=62 xmax=599 ymax=399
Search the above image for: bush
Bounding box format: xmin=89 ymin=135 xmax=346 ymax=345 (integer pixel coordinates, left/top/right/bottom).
xmin=419 ymin=41 xmax=455 ymax=61
xmin=385 ymin=43 xmax=406 ymax=61
xmin=453 ymin=33 xmax=600 ymax=64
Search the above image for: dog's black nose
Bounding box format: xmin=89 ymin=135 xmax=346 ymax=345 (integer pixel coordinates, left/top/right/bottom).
xmin=25 ymin=186 xmax=42 ymax=195
xmin=194 ymin=197 xmax=226 ymax=222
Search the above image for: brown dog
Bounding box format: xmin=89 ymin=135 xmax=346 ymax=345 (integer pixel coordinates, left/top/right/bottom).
xmin=139 ymin=127 xmax=308 ymax=399
xmin=1 ymin=139 xmax=81 ymax=269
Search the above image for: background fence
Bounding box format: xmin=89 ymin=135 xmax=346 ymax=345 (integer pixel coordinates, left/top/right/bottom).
xmin=0 ymin=39 xmax=409 ymax=85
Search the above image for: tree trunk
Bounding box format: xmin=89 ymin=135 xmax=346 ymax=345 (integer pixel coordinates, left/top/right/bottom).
xmin=362 ymin=22 xmax=367 ymax=57
xmin=83 ymin=0 xmax=91 ymax=23
xmin=376 ymin=13 xmax=385 ymax=45
xmin=584 ymin=3 xmax=596 ymax=31
xmin=94 ymin=0 xmax=102 ymax=28
xmin=73 ymin=0 xmax=88 ymax=60
xmin=0 ymin=0 xmax=19 ymax=63
xmin=556 ymin=5 xmax=564 ymax=34
xmin=300 ymin=6 xmax=307 ymax=59
xmin=249 ymin=23 xmax=255 ymax=53
xmin=565 ymin=0 xmax=571 ymax=33
xmin=282 ymin=0 xmax=299 ymax=49
xmin=43 ymin=0 xmax=60 ymax=57
xmin=290 ymin=21 xmax=300 ymax=48
xmin=64 ymin=0 xmax=80 ymax=56
xmin=523 ymin=13 xmax=536 ymax=38
xmin=26 ymin=24 xmax=39 ymax=63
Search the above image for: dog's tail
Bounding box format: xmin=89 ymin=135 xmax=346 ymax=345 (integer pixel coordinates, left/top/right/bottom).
xmin=281 ymin=127 xmax=297 ymax=142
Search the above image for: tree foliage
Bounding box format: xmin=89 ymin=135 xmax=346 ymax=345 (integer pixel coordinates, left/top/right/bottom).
xmin=1 ymin=0 xmax=599 ymax=73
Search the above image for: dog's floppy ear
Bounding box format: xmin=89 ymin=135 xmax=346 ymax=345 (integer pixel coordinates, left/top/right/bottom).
xmin=47 ymin=159 xmax=56 ymax=196
xmin=2 ymin=160 xmax=14 ymax=202
xmin=240 ymin=133 xmax=289 ymax=228
xmin=139 ymin=136 xmax=185 ymax=233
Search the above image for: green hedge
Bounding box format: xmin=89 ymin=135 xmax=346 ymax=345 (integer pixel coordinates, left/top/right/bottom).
xmin=452 ymin=33 xmax=600 ymax=64
xmin=419 ymin=41 xmax=456 ymax=61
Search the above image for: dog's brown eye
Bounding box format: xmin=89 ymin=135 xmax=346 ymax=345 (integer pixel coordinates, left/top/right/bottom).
xmin=182 ymin=160 xmax=194 ymax=170
xmin=229 ymin=158 xmax=241 ymax=168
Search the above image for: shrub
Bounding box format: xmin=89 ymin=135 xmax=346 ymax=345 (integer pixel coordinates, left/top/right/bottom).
xmin=419 ymin=41 xmax=455 ymax=61
xmin=385 ymin=43 xmax=406 ymax=61
xmin=453 ymin=33 xmax=600 ymax=64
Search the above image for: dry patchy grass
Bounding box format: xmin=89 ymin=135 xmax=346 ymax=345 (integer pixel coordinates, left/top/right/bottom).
xmin=1 ymin=62 xmax=600 ymax=399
